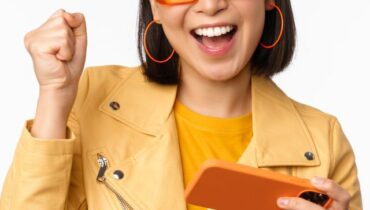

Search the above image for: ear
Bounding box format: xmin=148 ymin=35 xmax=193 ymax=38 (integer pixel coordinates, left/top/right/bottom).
xmin=265 ymin=0 xmax=276 ymax=11
xmin=149 ymin=0 xmax=161 ymax=21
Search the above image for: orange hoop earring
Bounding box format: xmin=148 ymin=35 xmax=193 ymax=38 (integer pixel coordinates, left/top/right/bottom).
xmin=260 ymin=3 xmax=284 ymax=49
xmin=144 ymin=20 xmax=176 ymax=64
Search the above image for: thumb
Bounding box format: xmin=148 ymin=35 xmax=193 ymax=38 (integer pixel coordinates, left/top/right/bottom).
xmin=64 ymin=12 xmax=87 ymax=72
xmin=63 ymin=12 xmax=87 ymax=37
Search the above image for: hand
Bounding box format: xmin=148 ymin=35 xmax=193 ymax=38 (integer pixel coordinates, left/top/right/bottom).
xmin=25 ymin=9 xmax=88 ymax=139
xmin=277 ymin=177 xmax=350 ymax=210
xmin=24 ymin=9 xmax=87 ymax=93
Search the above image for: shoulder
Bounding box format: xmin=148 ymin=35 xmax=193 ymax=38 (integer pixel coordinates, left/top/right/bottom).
xmin=288 ymin=95 xmax=353 ymax=173
xmin=256 ymin=76 xmax=339 ymax=135
xmin=291 ymin=98 xmax=337 ymax=127
xmin=288 ymin=93 xmax=342 ymax=147
xmin=84 ymin=64 xmax=143 ymax=82
xmin=80 ymin=64 xmax=145 ymax=95
xmin=71 ymin=64 xmax=145 ymax=116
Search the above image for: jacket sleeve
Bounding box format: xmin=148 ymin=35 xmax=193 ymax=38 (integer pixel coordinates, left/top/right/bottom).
xmin=0 ymin=68 xmax=92 ymax=210
xmin=329 ymin=118 xmax=363 ymax=210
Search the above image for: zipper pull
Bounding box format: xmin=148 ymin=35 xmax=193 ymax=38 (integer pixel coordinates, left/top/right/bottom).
xmin=97 ymin=154 xmax=108 ymax=182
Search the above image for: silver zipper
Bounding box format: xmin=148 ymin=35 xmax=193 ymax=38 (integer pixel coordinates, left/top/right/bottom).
xmin=96 ymin=154 xmax=134 ymax=210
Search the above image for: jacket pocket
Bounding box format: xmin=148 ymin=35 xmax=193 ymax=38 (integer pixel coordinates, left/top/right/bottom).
xmin=87 ymin=147 xmax=147 ymax=210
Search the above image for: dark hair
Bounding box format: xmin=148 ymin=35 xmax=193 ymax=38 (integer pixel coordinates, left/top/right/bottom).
xmin=137 ymin=0 xmax=296 ymax=85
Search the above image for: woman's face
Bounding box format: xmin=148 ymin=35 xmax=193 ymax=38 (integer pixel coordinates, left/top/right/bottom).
xmin=150 ymin=0 xmax=273 ymax=81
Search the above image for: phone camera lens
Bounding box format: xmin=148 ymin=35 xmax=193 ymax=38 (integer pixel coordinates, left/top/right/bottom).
xmin=299 ymin=191 xmax=329 ymax=206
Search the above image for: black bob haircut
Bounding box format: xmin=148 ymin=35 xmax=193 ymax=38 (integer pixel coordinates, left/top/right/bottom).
xmin=137 ymin=0 xmax=296 ymax=85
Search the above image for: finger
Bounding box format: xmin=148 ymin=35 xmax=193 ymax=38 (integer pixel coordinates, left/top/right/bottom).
xmin=55 ymin=37 xmax=75 ymax=61
xmin=36 ymin=17 xmax=75 ymax=60
xmin=311 ymin=177 xmax=351 ymax=205
xmin=62 ymin=12 xmax=87 ymax=37
xmin=49 ymin=9 xmax=65 ymax=19
xmin=25 ymin=26 xmax=74 ymax=58
xmin=38 ymin=9 xmax=65 ymax=29
xmin=65 ymin=13 xmax=87 ymax=69
xmin=277 ymin=197 xmax=325 ymax=210
xmin=39 ymin=13 xmax=74 ymax=38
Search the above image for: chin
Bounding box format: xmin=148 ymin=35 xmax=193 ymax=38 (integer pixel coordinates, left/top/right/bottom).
xmin=200 ymin=68 xmax=241 ymax=82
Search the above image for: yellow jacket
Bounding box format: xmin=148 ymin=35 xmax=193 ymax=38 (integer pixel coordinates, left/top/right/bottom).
xmin=0 ymin=65 xmax=362 ymax=210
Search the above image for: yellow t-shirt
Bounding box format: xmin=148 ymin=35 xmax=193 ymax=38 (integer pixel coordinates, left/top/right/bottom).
xmin=174 ymin=101 xmax=253 ymax=210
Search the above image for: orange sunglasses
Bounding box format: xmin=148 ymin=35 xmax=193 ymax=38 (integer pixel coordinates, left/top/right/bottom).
xmin=156 ymin=0 xmax=197 ymax=5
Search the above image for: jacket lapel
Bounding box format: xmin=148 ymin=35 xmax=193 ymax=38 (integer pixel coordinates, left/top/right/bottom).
xmin=238 ymin=76 xmax=320 ymax=167
xmin=99 ymin=69 xmax=177 ymax=136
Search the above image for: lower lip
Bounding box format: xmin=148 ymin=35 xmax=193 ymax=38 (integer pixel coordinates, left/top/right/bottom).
xmin=193 ymin=31 xmax=237 ymax=57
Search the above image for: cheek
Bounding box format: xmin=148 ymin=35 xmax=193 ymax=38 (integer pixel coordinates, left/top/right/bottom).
xmin=157 ymin=6 xmax=188 ymax=42
xmin=238 ymin=2 xmax=266 ymax=45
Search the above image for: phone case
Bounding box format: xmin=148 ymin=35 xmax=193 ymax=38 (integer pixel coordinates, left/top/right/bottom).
xmin=185 ymin=160 xmax=332 ymax=210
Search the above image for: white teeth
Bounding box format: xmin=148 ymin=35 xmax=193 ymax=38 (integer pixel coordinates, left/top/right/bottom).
xmin=214 ymin=27 xmax=221 ymax=36
xmin=194 ymin=25 xmax=235 ymax=37
xmin=207 ymin=28 xmax=214 ymax=37
xmin=221 ymin=27 xmax=227 ymax=34
xmin=202 ymin=28 xmax=207 ymax=36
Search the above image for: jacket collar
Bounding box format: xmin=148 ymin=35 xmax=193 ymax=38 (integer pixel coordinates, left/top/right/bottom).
xmin=99 ymin=69 xmax=320 ymax=167
xmin=247 ymin=76 xmax=320 ymax=167
xmin=99 ymin=69 xmax=177 ymax=136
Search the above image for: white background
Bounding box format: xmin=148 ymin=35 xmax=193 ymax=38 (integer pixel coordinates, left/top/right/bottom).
xmin=0 ymin=0 xmax=369 ymax=208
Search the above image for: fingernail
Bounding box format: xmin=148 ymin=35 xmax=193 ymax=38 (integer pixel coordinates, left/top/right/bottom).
xmin=278 ymin=198 xmax=289 ymax=206
xmin=311 ymin=176 xmax=324 ymax=186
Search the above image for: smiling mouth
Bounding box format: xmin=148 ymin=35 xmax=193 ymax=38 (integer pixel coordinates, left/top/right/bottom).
xmin=190 ymin=25 xmax=238 ymax=46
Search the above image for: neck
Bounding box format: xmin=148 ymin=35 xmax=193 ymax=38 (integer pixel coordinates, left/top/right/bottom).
xmin=176 ymin=62 xmax=252 ymax=118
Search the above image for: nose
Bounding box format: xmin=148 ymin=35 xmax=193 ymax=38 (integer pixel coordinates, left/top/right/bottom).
xmin=194 ymin=0 xmax=228 ymax=16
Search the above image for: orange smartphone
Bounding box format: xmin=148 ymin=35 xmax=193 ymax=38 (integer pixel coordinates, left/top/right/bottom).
xmin=185 ymin=160 xmax=333 ymax=210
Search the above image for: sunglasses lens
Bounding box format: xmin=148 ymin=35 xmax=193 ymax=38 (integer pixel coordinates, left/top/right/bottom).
xmin=156 ymin=0 xmax=195 ymax=5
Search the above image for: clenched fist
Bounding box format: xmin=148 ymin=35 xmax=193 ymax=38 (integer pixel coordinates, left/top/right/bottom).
xmin=24 ymin=9 xmax=87 ymax=91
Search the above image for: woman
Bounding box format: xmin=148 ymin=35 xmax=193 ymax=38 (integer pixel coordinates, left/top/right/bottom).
xmin=0 ymin=0 xmax=362 ymax=209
